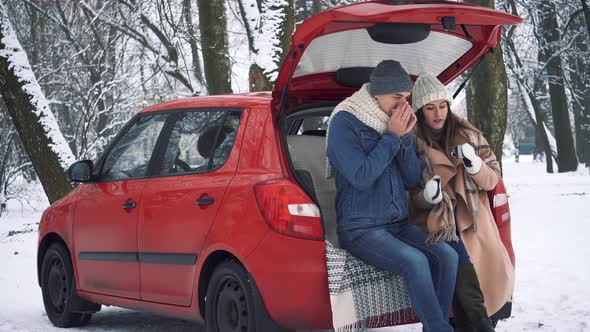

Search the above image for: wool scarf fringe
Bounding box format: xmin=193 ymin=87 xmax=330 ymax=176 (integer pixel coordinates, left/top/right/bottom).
xmin=334 ymin=309 xmax=416 ymax=332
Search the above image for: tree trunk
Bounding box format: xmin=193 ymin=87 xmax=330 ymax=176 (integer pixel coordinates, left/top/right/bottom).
xmin=279 ymin=0 xmax=295 ymax=68
xmin=237 ymin=0 xmax=257 ymax=55
xmin=312 ymin=0 xmax=321 ymax=14
xmin=539 ymin=0 xmax=578 ymax=172
xmin=466 ymin=50 xmax=508 ymax=172
xmin=0 ymin=5 xmax=73 ymax=203
xmin=582 ymin=0 xmax=590 ymax=38
xmin=296 ymin=0 xmax=307 ymax=22
xmin=581 ymin=0 xmax=590 ymax=165
xmin=197 ymin=0 xmax=233 ymax=95
xmin=183 ymin=0 xmax=204 ymax=91
xmin=249 ymin=64 xmax=273 ymax=92
xmin=569 ymin=16 xmax=590 ymax=166
xmin=533 ymin=28 xmax=557 ymax=170
xmin=463 ymin=0 xmax=508 ymax=171
xmin=28 ymin=1 xmax=39 ymax=66
xmin=530 ymin=90 xmax=555 ymax=173
xmin=246 ymin=0 xmax=294 ymax=92
xmin=504 ymin=28 xmax=555 ymax=172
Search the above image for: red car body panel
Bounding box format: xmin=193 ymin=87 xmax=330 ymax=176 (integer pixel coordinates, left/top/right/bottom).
xmin=38 ymin=1 xmax=520 ymax=330
xmin=136 ymin=109 xmax=249 ymax=306
xmin=73 ymin=179 xmax=147 ymax=299
xmin=245 ymin=232 xmax=333 ymax=330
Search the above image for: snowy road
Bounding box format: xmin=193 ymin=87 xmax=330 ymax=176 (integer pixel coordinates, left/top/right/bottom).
xmin=1 ymin=156 xmax=589 ymax=331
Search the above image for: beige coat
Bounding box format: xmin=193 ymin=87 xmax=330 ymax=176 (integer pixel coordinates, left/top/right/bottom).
xmin=410 ymin=128 xmax=515 ymax=316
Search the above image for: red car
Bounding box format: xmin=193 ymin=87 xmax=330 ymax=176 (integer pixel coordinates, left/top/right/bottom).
xmin=37 ymin=1 xmax=520 ymax=331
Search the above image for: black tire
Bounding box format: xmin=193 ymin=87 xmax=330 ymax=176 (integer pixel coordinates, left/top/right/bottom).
xmin=80 ymin=314 xmax=92 ymax=326
xmin=40 ymin=243 xmax=93 ymax=327
xmin=205 ymin=261 xmax=257 ymax=332
xmin=205 ymin=260 xmax=298 ymax=332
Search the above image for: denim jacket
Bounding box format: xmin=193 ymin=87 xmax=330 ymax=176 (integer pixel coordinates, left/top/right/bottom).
xmin=326 ymin=111 xmax=422 ymax=231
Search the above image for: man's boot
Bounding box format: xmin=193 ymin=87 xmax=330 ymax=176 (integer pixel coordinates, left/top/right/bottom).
xmin=452 ymin=263 xmax=495 ymax=332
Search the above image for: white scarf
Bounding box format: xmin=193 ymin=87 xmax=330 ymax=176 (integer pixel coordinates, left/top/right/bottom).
xmin=326 ymin=83 xmax=390 ymax=178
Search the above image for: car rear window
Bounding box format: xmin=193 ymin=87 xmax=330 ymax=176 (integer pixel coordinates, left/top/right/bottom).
xmin=159 ymin=110 xmax=241 ymax=176
xmin=294 ymin=29 xmax=472 ymax=79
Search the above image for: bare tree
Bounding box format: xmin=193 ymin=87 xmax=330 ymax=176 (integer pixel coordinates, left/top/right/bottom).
xmin=0 ymin=3 xmax=74 ymax=203
xmin=296 ymin=0 xmax=308 ymax=22
xmin=238 ymin=0 xmax=295 ymax=92
xmin=565 ymin=8 xmax=590 ymax=166
xmin=197 ymin=0 xmax=233 ymax=95
xmin=536 ymin=0 xmax=579 ymax=172
xmin=16 ymin=0 xmax=130 ymax=159
xmin=463 ymin=0 xmax=510 ymax=171
xmin=0 ymin=114 xmax=36 ymax=214
xmin=583 ymin=0 xmax=590 ymax=37
xmin=502 ymin=0 xmax=557 ymax=172
xmin=312 ymin=0 xmax=321 ymax=14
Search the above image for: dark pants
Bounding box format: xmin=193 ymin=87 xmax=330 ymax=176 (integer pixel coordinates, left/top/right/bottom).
xmin=447 ymin=239 xmax=471 ymax=265
xmin=339 ymin=220 xmax=458 ymax=332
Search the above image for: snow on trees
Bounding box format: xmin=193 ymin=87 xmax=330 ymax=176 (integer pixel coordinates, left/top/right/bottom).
xmin=0 ymin=2 xmax=74 ymax=203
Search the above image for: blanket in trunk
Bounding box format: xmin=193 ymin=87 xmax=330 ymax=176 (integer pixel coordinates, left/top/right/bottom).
xmin=326 ymin=241 xmax=418 ymax=331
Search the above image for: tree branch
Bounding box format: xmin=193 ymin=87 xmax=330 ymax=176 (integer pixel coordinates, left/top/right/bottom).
xmin=562 ymin=9 xmax=584 ymax=38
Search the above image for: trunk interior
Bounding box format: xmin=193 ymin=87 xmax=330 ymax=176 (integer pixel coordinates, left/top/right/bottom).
xmin=283 ymin=105 xmax=340 ymax=246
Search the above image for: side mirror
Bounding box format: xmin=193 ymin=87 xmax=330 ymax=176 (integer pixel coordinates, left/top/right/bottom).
xmin=67 ymin=160 xmax=94 ymax=183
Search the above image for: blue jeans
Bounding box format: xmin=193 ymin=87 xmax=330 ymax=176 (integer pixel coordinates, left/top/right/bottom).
xmin=338 ymin=220 xmax=458 ymax=332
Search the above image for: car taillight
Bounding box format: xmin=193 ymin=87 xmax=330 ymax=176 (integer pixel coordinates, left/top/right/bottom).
xmin=489 ymin=178 xmax=515 ymax=267
xmin=254 ymin=179 xmax=324 ymax=241
xmin=493 ymin=193 xmax=511 ymax=225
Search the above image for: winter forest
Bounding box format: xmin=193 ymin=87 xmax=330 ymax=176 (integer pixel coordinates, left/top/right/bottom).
xmin=0 ymin=0 xmax=588 ymax=206
xmin=1 ymin=0 xmax=590 ymax=331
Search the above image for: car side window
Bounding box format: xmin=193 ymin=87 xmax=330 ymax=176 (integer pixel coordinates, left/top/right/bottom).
xmin=297 ymin=116 xmax=329 ymax=136
xmin=100 ymin=114 xmax=167 ymax=181
xmin=159 ymin=110 xmax=241 ymax=176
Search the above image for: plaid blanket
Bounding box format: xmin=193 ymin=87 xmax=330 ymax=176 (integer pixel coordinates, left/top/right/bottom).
xmin=326 ymin=241 xmax=418 ymax=331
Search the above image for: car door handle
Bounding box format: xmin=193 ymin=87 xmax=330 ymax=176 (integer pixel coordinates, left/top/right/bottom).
xmin=195 ymin=196 xmax=214 ymax=206
xmin=122 ymin=200 xmax=137 ymax=209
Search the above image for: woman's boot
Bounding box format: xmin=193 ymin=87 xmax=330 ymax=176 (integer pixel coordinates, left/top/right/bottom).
xmin=452 ymin=263 xmax=495 ymax=332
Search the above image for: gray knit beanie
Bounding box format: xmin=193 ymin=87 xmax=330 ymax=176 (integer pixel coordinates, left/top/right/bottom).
xmin=369 ymin=60 xmax=413 ymax=97
xmin=412 ymin=74 xmax=453 ymax=111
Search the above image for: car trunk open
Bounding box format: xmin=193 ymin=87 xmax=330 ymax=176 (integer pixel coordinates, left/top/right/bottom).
xmin=271 ymin=0 xmax=522 ymax=113
xmin=278 ymin=2 xmax=521 ymax=328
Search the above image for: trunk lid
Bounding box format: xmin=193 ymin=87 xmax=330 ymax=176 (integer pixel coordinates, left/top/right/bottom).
xmin=272 ymin=0 xmax=522 ymax=112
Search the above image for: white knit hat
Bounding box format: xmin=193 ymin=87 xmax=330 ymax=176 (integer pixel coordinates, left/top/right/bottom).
xmin=412 ymin=74 xmax=453 ymax=111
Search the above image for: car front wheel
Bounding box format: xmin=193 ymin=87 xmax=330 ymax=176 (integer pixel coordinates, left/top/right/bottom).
xmin=40 ymin=243 xmax=93 ymax=327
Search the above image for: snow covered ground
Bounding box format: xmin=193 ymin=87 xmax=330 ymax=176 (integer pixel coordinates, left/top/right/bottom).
xmin=1 ymin=155 xmax=589 ymax=331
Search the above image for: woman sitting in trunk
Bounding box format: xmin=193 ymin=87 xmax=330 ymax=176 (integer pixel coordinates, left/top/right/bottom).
xmin=409 ymin=74 xmax=515 ymax=332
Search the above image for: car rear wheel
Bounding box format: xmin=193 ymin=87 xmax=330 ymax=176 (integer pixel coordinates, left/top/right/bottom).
xmin=40 ymin=243 xmax=93 ymax=327
xmin=205 ymin=260 xmax=293 ymax=332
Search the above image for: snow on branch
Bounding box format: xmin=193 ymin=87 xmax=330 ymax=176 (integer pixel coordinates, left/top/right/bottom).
xmin=239 ymin=0 xmax=288 ymax=83
xmin=512 ymin=65 xmax=558 ymax=161
xmin=238 ymin=0 xmax=261 ymax=53
xmin=255 ymin=0 xmax=289 ymax=82
xmin=0 ymin=4 xmax=75 ymax=170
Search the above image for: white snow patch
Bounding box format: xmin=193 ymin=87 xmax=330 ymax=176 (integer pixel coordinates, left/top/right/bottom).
xmin=1 ymin=157 xmax=589 ymax=331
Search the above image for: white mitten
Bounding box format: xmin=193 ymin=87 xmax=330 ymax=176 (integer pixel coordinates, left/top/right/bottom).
xmin=424 ymin=175 xmax=443 ymax=205
xmin=457 ymin=143 xmax=482 ymax=175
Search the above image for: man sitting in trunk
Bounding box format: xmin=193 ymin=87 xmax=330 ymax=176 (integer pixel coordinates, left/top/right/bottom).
xmin=325 ymin=60 xmax=458 ymax=332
